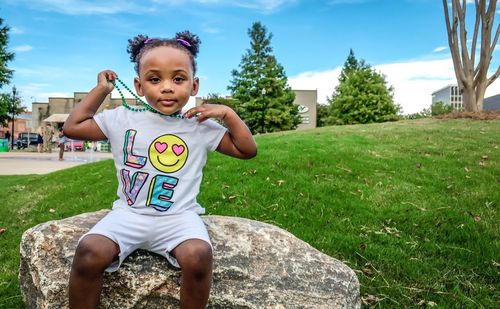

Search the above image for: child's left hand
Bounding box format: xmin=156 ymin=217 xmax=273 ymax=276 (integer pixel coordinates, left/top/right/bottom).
xmin=184 ymin=104 xmax=233 ymax=123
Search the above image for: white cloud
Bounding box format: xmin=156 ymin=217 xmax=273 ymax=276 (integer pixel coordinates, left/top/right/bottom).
xmin=7 ymin=0 xmax=147 ymax=15
xmin=375 ymin=59 xmax=456 ymax=113
xmin=288 ymin=68 xmax=341 ymax=104
xmin=13 ymin=66 xmax=67 ymax=79
xmin=21 ymin=83 xmax=50 ymax=92
xmin=289 ymin=57 xmax=500 ymax=114
xmin=8 ymin=0 xmax=295 ymax=15
xmin=230 ymin=0 xmax=297 ymax=12
xmin=12 ymin=45 xmax=33 ymax=52
xmin=157 ymin=0 xmax=297 ymax=13
xmin=433 ymin=46 xmax=448 ymax=53
xmin=10 ymin=27 xmax=24 ymax=34
xmin=201 ymin=23 xmax=221 ymax=34
xmin=38 ymin=92 xmax=72 ymax=99
xmin=329 ymin=0 xmax=368 ymax=4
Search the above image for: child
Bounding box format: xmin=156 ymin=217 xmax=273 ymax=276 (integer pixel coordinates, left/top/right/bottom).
xmin=58 ymin=125 xmax=67 ymax=160
xmin=64 ymin=31 xmax=257 ymax=308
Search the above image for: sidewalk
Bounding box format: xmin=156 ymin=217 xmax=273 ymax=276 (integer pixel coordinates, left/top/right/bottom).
xmin=0 ymin=149 xmax=113 ymax=175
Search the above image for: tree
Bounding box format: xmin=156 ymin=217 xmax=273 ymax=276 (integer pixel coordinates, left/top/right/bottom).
xmin=316 ymin=103 xmax=329 ymax=127
xmin=0 ymin=18 xmax=15 ymax=89
xmin=405 ymin=107 xmax=431 ymax=120
xmin=0 ymin=91 xmax=25 ymax=127
xmin=228 ymin=22 xmax=300 ymax=134
xmin=326 ymin=51 xmax=399 ymax=125
xmin=338 ymin=49 xmax=366 ymax=83
xmin=431 ymin=101 xmax=454 ymax=116
xmin=201 ymin=93 xmax=239 ymax=111
xmin=442 ymin=0 xmax=499 ymax=112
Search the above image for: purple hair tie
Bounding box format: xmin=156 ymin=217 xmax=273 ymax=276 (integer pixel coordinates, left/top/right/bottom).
xmin=144 ymin=38 xmax=158 ymax=44
xmin=176 ymin=38 xmax=191 ymax=47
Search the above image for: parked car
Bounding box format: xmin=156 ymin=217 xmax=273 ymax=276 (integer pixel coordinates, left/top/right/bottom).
xmin=15 ymin=132 xmax=39 ymax=149
xmin=64 ymin=139 xmax=84 ymax=151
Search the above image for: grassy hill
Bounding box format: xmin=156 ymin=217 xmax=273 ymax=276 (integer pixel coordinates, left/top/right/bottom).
xmin=1 ymin=118 xmax=499 ymax=308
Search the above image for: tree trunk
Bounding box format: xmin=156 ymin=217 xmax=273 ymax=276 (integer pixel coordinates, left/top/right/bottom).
xmin=475 ymin=82 xmax=488 ymax=111
xmin=462 ymin=87 xmax=477 ymax=112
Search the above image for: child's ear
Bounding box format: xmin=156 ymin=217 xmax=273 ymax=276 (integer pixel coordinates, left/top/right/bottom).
xmin=134 ymin=77 xmax=143 ymax=96
xmin=191 ymin=77 xmax=199 ymax=96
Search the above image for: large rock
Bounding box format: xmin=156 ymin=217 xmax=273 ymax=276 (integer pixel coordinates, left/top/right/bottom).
xmin=20 ymin=210 xmax=360 ymax=308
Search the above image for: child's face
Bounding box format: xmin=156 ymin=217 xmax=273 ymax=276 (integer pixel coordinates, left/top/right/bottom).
xmin=134 ymin=46 xmax=199 ymax=115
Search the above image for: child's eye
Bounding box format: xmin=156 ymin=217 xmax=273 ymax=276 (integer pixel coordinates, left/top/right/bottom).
xmin=150 ymin=77 xmax=160 ymax=83
xmin=173 ymin=76 xmax=185 ymax=83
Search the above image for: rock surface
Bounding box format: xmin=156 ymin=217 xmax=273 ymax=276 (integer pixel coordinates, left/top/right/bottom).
xmin=20 ymin=210 xmax=360 ymax=308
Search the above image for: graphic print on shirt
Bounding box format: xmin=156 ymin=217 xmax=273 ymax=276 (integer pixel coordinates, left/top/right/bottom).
xmin=119 ymin=130 xmax=186 ymax=211
xmin=148 ymin=134 xmax=189 ymax=173
xmin=146 ymin=174 xmax=179 ymax=212
xmin=120 ymin=169 xmax=149 ymax=205
xmin=123 ymin=129 xmax=147 ymax=169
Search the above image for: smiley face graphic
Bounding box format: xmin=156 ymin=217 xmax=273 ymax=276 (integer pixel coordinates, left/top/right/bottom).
xmin=149 ymin=134 xmax=188 ymax=173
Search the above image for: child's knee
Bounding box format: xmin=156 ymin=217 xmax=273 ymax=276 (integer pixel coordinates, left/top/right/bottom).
xmin=73 ymin=236 xmax=118 ymax=272
xmin=177 ymin=240 xmax=213 ymax=270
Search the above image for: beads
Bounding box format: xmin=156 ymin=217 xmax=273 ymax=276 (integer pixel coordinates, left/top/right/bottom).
xmin=113 ymin=78 xmax=187 ymax=119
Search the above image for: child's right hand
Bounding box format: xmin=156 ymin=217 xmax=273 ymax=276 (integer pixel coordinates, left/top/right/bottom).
xmin=97 ymin=70 xmax=118 ymax=93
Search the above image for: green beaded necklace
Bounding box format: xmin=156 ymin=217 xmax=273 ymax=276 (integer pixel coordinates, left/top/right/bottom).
xmin=113 ymin=78 xmax=186 ymax=119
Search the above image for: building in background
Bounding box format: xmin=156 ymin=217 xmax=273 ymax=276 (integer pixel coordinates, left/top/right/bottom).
xmin=195 ymin=89 xmax=317 ymax=130
xmin=32 ymin=92 xmax=136 ymax=131
xmin=431 ymin=85 xmax=463 ymax=111
xmin=293 ymin=90 xmax=317 ymax=130
xmin=432 ymin=84 xmax=500 ymax=111
xmin=484 ymin=94 xmax=500 ymax=111
xmin=1 ymin=112 xmax=33 ymax=138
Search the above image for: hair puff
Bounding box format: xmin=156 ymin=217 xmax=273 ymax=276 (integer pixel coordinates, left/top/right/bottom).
xmin=127 ymin=34 xmax=149 ymax=63
xmin=175 ymin=31 xmax=201 ymax=57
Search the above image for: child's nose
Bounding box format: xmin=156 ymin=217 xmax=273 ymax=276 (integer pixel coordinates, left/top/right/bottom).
xmin=161 ymin=80 xmax=174 ymax=93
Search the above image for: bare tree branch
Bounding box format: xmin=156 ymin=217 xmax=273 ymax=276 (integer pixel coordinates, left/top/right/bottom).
xmin=470 ymin=0 xmax=481 ymax=69
xmin=487 ymin=66 xmax=500 ymax=87
xmin=474 ymin=0 xmax=496 ymax=87
xmin=443 ymin=0 xmax=466 ymax=83
xmin=490 ymin=16 xmax=500 ymax=52
xmin=458 ymin=0 xmax=473 ymax=79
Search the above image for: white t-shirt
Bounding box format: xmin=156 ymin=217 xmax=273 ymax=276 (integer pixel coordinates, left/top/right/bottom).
xmin=94 ymin=106 xmax=227 ymax=216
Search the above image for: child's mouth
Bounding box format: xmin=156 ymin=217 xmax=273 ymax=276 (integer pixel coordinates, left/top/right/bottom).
xmin=158 ymin=99 xmax=176 ymax=106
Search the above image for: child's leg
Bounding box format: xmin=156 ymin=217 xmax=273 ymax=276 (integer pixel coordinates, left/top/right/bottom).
xmin=172 ymin=239 xmax=213 ymax=309
xmin=58 ymin=144 xmax=64 ymax=160
xmin=69 ymin=234 xmax=119 ymax=309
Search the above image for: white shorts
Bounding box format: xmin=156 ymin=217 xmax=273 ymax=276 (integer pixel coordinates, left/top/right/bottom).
xmin=79 ymin=207 xmax=211 ymax=272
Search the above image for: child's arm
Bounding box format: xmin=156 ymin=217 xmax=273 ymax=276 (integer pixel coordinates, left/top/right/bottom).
xmin=184 ymin=104 xmax=257 ymax=159
xmin=63 ymin=70 xmax=117 ymax=141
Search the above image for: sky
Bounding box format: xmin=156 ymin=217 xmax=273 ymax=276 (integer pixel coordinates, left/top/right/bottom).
xmin=1 ymin=0 xmax=500 ymax=114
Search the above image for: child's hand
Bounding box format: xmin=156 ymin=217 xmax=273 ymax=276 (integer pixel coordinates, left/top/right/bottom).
xmin=97 ymin=70 xmax=118 ymax=94
xmin=184 ymin=104 xmax=233 ymax=123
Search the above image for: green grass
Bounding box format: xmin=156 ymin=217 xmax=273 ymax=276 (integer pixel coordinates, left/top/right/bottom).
xmin=1 ymin=118 xmax=499 ymax=308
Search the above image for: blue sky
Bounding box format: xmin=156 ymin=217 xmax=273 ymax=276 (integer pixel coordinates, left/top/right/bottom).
xmin=2 ymin=0 xmax=499 ymax=114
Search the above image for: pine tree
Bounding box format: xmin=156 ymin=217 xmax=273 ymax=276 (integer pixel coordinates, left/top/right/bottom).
xmin=327 ymin=51 xmax=400 ymax=125
xmin=0 ymin=18 xmax=14 ymax=89
xmin=338 ymin=49 xmax=364 ymax=83
xmin=228 ymin=22 xmax=300 ymax=134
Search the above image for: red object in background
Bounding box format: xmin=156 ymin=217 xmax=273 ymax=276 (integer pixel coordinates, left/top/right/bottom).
xmin=65 ymin=140 xmax=84 ymax=151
